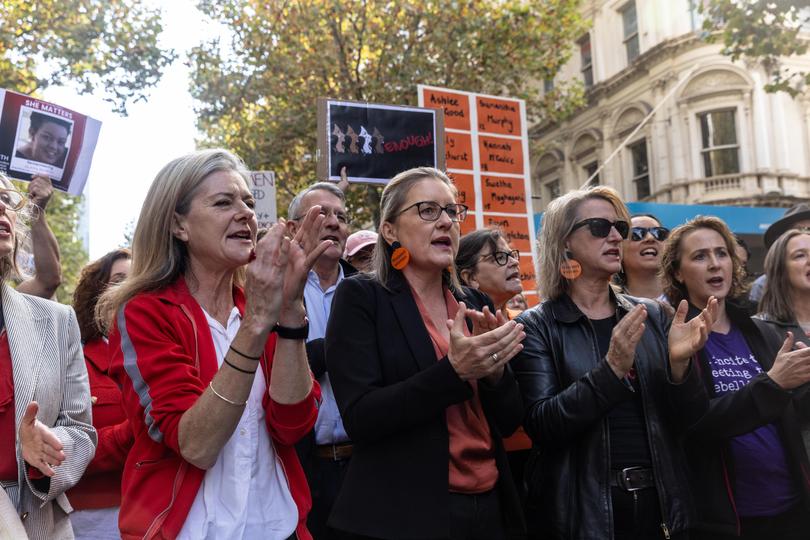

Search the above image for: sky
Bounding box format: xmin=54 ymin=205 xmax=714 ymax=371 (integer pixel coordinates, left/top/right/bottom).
xmin=42 ymin=1 xmax=216 ymax=259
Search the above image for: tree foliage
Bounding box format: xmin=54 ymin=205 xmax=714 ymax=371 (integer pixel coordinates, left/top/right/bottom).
xmin=1 ymin=0 xmax=176 ymax=114
xmin=0 ymin=1 xmax=175 ymax=301
xmin=190 ymin=0 xmax=587 ymax=225
xmin=701 ymin=0 xmax=810 ymax=96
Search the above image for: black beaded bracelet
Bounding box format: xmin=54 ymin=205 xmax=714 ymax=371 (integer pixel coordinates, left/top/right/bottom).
xmin=223 ymin=357 xmax=256 ymax=375
xmin=273 ymin=318 xmax=309 ymax=340
xmin=229 ymin=344 xmax=261 ymax=361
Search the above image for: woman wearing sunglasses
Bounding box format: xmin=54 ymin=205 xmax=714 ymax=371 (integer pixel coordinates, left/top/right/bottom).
xmin=512 ymin=186 xmax=715 ymax=540
xmin=617 ymin=214 xmax=670 ymax=300
xmin=325 ymin=167 xmax=526 ymax=539
xmin=661 ymin=217 xmax=810 ymax=539
xmin=456 ymin=229 xmax=523 ymax=314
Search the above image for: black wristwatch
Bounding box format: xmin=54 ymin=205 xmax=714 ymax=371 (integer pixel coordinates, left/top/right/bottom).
xmin=273 ymin=318 xmax=309 ymax=340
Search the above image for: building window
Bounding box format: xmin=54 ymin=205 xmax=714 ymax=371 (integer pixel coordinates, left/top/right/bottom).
xmin=543 ymin=78 xmax=554 ymax=94
xmin=584 ymin=161 xmax=599 ymax=185
xmin=629 ymin=139 xmax=650 ymax=199
xmin=545 ymin=179 xmax=561 ymax=201
xmin=621 ymin=2 xmax=640 ymax=63
xmin=579 ymin=34 xmax=593 ymax=89
xmin=699 ymin=109 xmax=740 ymax=177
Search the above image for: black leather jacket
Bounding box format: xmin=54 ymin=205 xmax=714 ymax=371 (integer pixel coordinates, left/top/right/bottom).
xmin=512 ymin=290 xmax=707 ymax=540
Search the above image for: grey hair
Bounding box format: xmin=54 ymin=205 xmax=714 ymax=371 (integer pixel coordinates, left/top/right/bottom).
xmin=288 ymin=182 xmax=345 ymax=219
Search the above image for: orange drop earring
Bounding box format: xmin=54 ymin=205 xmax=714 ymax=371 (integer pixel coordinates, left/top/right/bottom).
xmin=560 ymin=249 xmax=581 ymax=280
xmin=391 ymin=241 xmax=410 ymax=270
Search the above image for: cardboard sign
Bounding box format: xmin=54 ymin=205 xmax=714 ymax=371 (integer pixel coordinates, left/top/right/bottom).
xmin=249 ymin=171 xmax=277 ymax=228
xmin=317 ymin=98 xmax=445 ymax=184
xmin=0 ymin=89 xmax=101 ymax=195
xmin=419 ymin=85 xmax=537 ymax=303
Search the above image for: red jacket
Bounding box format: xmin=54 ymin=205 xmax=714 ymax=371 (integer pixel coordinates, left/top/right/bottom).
xmin=108 ymin=277 xmax=320 ymax=540
xmin=67 ymin=338 xmax=133 ymax=510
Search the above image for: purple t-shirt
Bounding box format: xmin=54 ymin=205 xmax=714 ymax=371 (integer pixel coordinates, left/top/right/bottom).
xmin=704 ymin=326 xmax=799 ymax=517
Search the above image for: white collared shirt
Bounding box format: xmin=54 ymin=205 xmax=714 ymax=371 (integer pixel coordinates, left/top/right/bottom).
xmin=177 ymin=307 xmax=297 ymax=540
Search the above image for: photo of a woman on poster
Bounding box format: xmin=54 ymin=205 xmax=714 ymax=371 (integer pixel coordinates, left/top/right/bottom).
xmin=14 ymin=110 xmax=72 ymax=169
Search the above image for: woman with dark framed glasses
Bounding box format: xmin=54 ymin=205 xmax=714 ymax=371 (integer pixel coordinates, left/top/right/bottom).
xmin=616 ymin=214 xmax=670 ymax=300
xmin=326 ymin=167 xmax=526 ymax=539
xmin=456 ymin=229 xmax=523 ymax=314
xmin=512 ymin=186 xmax=715 ymax=540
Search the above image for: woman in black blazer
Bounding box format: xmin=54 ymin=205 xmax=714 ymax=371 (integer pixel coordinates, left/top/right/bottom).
xmin=325 ymin=167 xmax=526 ymax=540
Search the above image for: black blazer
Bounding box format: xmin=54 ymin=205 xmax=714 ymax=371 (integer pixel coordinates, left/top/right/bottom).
xmin=324 ymin=271 xmax=526 ymax=539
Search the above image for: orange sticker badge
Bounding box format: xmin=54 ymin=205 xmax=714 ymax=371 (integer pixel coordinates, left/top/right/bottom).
xmin=560 ymin=259 xmax=582 ymax=280
xmin=391 ymin=243 xmax=410 ymax=270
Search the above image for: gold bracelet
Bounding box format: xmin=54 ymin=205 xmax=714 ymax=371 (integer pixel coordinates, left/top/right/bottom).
xmin=208 ymin=381 xmax=247 ymax=406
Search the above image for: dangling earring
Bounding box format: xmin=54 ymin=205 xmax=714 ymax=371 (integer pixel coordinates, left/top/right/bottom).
xmin=560 ymin=249 xmax=582 ymax=280
xmin=391 ymin=241 xmax=410 ymax=270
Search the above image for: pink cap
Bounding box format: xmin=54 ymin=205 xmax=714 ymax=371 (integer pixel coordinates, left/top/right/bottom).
xmin=344 ymin=230 xmax=378 ymax=257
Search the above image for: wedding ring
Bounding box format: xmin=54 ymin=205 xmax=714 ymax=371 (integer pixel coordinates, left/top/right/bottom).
xmin=490 ymin=352 xmax=499 ymax=364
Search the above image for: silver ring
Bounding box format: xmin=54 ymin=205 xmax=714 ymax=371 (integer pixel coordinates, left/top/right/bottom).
xmin=490 ymin=352 xmax=499 ymax=363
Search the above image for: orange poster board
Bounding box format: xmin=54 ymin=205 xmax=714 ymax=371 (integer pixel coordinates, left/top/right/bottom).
xmin=460 ymin=213 xmax=477 ymax=235
xmin=481 ymin=175 xmax=527 ymax=214
xmin=482 ymin=215 xmax=532 ymax=253
xmin=476 ymin=95 xmax=521 ymax=136
xmin=518 ymin=256 xmax=537 ymax=293
xmin=445 ymin=132 xmax=473 ymax=170
xmin=479 ymin=135 xmax=524 ymax=175
xmin=448 ymin=172 xmax=476 ymax=211
xmin=421 ymin=88 xmax=471 ymax=131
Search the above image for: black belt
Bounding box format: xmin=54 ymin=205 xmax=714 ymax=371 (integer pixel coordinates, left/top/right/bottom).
xmin=610 ymin=467 xmax=655 ymax=492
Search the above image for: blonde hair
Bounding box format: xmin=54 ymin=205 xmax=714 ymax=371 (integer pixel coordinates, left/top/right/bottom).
xmin=537 ymin=186 xmax=630 ymax=300
xmin=372 ymin=167 xmax=462 ymax=291
xmin=660 ymin=216 xmax=746 ymax=306
xmin=97 ymin=149 xmax=250 ymax=328
xmin=0 ymin=173 xmax=33 ymax=282
xmin=759 ymin=228 xmax=810 ymax=322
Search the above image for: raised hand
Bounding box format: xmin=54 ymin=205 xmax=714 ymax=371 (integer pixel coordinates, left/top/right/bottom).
xmin=242 ymin=222 xmax=290 ymax=334
xmin=468 ymin=306 xmax=508 ymax=336
xmin=768 ymin=332 xmax=810 ymax=390
xmin=668 ymin=297 xmax=719 ymax=381
xmin=281 ymin=206 xmax=331 ymax=310
xmin=28 ymin=175 xmax=54 ymax=211
xmin=606 ymin=304 xmax=647 ymax=379
xmin=447 ymin=302 xmax=525 ymax=383
xmin=19 ymin=402 xmax=64 ymax=477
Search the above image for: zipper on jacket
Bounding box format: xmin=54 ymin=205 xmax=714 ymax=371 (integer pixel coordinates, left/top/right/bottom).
xmin=660 ymin=522 xmax=671 ymax=539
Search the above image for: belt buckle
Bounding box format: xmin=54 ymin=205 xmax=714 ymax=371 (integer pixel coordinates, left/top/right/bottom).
xmin=332 ymin=445 xmax=339 ymax=461
xmin=618 ymin=466 xmax=645 ymax=492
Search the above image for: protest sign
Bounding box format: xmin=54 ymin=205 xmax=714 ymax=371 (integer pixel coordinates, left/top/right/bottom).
xmin=419 ymin=85 xmax=538 ymax=305
xmin=249 ymin=171 xmax=277 ymax=228
xmin=0 ymin=89 xmax=101 ymax=195
xmin=317 ymin=98 xmax=445 ymax=184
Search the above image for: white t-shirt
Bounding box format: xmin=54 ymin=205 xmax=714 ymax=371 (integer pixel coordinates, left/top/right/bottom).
xmin=177 ymin=307 xmax=298 ymax=540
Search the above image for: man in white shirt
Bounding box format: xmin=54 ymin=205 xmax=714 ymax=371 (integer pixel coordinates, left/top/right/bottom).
xmin=286 ymin=182 xmax=354 ymax=540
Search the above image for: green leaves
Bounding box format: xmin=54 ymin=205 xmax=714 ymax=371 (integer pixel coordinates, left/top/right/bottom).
xmin=700 ymin=0 xmax=810 ymax=97
xmin=0 ymin=0 xmax=176 ymax=114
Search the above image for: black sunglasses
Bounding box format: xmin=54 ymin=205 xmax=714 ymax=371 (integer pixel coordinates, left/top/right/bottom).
xmin=571 ymin=218 xmax=629 ymax=239
xmin=630 ymin=226 xmax=670 ymax=242
xmin=483 ymin=249 xmax=520 ymax=266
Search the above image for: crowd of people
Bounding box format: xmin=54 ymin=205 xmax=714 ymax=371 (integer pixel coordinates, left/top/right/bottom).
xmin=1 ymin=148 xmax=810 ymax=540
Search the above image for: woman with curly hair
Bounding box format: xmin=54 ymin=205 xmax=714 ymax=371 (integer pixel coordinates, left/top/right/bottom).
xmin=661 ymin=216 xmax=810 ymax=539
xmin=66 ymin=248 xmax=132 ymax=538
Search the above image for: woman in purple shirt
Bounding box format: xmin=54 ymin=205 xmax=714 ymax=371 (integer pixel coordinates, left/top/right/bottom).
xmin=661 ymin=216 xmax=810 ymax=539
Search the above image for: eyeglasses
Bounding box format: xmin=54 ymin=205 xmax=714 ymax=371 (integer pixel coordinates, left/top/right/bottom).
xmin=630 ymin=226 xmax=670 ymax=242
xmin=0 ymin=189 xmax=26 ymax=212
xmin=399 ymin=201 xmax=468 ymax=223
xmin=570 ymin=218 xmax=629 ymax=239
xmin=292 ymin=207 xmax=350 ymax=225
xmin=483 ymin=249 xmax=520 ymax=266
